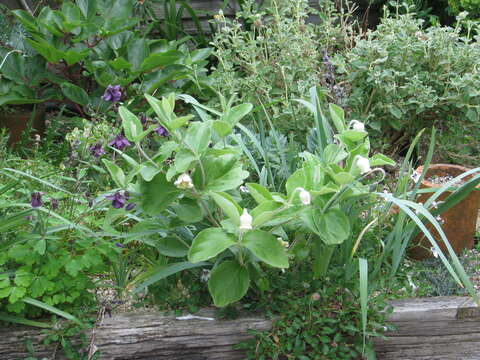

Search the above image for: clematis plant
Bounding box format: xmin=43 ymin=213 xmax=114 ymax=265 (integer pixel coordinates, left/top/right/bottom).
xmin=102 ymin=93 xmax=394 ymax=307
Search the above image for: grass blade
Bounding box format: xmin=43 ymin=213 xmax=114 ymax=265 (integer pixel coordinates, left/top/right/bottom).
xmin=1 ymin=168 xmax=74 ymax=195
xmin=359 ymin=258 xmax=368 ymax=354
xmin=22 ymin=298 xmax=82 ymax=325
xmin=0 ymin=312 xmax=52 ymax=328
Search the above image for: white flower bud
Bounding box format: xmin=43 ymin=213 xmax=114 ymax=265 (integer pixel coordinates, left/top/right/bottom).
xmin=277 ymin=237 xmax=289 ymax=248
xmin=174 ymin=173 xmax=194 ymax=189
xmin=298 ymin=187 xmax=311 ymax=205
xmin=349 ymin=120 xmax=365 ymax=132
xmin=354 ymin=156 xmax=371 ymax=174
xmin=239 ymin=208 xmax=253 ymax=231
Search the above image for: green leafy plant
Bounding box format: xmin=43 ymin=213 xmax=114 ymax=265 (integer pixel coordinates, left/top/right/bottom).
xmin=235 ymin=262 xmax=388 ymax=360
xmin=448 ymin=0 xmax=480 ymax=16
xmin=342 ymin=10 xmax=480 ymax=161
xmin=1 ymin=0 xmax=211 ymax=114
xmin=0 ymin=168 xmax=116 ymax=316
xmin=210 ymin=0 xmax=356 ymax=135
xmin=138 ymin=0 xmax=209 ymax=47
xmin=99 ymin=91 xmax=396 ymax=308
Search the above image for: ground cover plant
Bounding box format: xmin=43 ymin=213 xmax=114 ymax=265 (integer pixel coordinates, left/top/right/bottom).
xmin=210 ymin=0 xmax=356 ymax=136
xmin=1 ymin=0 xmax=480 ymax=359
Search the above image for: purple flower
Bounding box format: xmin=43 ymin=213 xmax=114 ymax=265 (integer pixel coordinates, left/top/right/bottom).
xmin=126 ymin=203 xmax=136 ymax=211
xmin=155 ymin=126 xmax=169 ymax=137
xmin=105 ymin=191 xmax=129 ymax=209
xmin=115 ymin=242 xmax=125 ymax=248
xmin=102 ymin=85 xmax=122 ymax=102
xmin=30 ymin=192 xmax=43 ymax=208
xmin=89 ymin=143 xmax=105 ymax=157
xmin=108 ymin=134 xmax=131 ymax=150
xmin=140 ymin=113 xmax=148 ymax=125
xmin=50 ymin=198 xmax=59 ymax=210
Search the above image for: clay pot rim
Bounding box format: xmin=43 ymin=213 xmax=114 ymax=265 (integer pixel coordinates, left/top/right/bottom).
xmin=416 ymin=163 xmax=479 ymax=189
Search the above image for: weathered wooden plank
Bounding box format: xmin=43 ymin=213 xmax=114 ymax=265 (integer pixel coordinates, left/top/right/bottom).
xmin=3 ymin=296 xmax=480 ymax=359
xmin=0 ymin=310 xmax=272 ymax=360
xmin=94 ymin=311 xmax=272 ymax=359
xmin=375 ymin=295 xmax=480 ymax=360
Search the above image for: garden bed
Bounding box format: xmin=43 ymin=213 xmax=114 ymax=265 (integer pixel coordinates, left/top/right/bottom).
xmin=2 ymin=296 xmax=480 ymax=359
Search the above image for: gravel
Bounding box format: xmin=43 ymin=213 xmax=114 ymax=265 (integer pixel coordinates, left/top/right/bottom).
xmin=427 ymin=175 xmax=465 ymax=185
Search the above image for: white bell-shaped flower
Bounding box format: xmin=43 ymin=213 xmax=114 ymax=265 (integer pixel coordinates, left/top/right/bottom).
xmin=354 ymin=156 xmax=371 ymax=174
xmin=349 ymin=120 xmax=365 ymax=132
xmin=239 ymin=208 xmax=253 ymax=231
xmin=174 ymin=173 xmax=194 ymax=189
xmin=298 ymin=188 xmax=311 ymax=205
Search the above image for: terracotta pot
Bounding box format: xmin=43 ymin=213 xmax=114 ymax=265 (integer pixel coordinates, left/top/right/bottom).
xmin=0 ymin=107 xmax=45 ymax=146
xmin=409 ymin=164 xmax=480 ymax=260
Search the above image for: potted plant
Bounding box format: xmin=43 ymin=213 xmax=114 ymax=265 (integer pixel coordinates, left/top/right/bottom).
xmin=409 ymin=164 xmax=480 ymax=259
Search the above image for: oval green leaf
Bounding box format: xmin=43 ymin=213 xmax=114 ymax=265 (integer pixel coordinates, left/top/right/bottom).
xmin=208 ymin=260 xmax=250 ymax=307
xmin=188 ymin=228 xmax=236 ymax=263
xmin=242 ymin=230 xmax=289 ymax=268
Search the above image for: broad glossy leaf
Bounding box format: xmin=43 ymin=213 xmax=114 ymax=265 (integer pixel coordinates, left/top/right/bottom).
xmin=208 ymin=260 xmax=250 ymax=307
xmin=140 ymin=172 xmax=181 ymax=215
xmin=318 ymin=208 xmax=350 ymax=245
xmin=174 ymin=149 xmax=196 ymax=174
xmin=102 ymin=159 xmax=126 ymax=188
xmin=119 ymin=106 xmax=143 ymax=142
xmin=128 ymin=38 xmax=149 ymax=72
xmin=251 ymin=201 xmax=283 ymax=227
xmin=222 ymin=103 xmax=253 ymax=126
xmin=184 ymin=122 xmax=211 ymax=155
xmin=140 ymin=51 xmax=183 ymax=72
xmin=336 ymin=130 xmax=368 ymax=143
xmin=210 ymin=192 xmax=241 ymax=225
xmin=139 ymin=163 xmax=161 ymax=182
xmin=369 ymin=153 xmax=396 ymax=167
xmin=145 ymin=94 xmax=172 ymax=128
xmin=172 ymin=198 xmax=203 ymax=223
xmin=212 ymin=120 xmax=232 ymax=138
xmin=242 ymin=230 xmax=289 ymax=268
xmin=246 ymin=183 xmax=274 ymax=204
xmin=188 ymin=228 xmax=236 ymax=263
xmin=63 ymin=49 xmax=90 ymax=66
xmin=27 ymin=38 xmax=63 ymax=63
xmin=156 ymin=237 xmax=189 ymax=257
xmin=323 ymin=144 xmax=348 ymax=164
xmin=170 ymin=115 xmax=194 ymax=130
xmin=329 ymin=103 xmax=346 ymax=133
xmin=12 ymin=10 xmax=39 ymax=32
xmin=77 ymin=0 xmax=97 ymax=19
xmin=204 ymin=163 xmax=249 ymax=192
xmin=190 ymin=48 xmax=213 ymax=63
xmin=61 ymin=82 xmax=89 ymax=106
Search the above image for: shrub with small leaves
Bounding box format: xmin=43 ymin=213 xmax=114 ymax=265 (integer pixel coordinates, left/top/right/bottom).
xmin=342 ymin=12 xmax=480 ymax=161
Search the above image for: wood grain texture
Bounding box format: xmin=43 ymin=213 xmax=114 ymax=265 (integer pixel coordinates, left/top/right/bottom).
xmin=375 ymin=296 xmax=480 ymax=360
xmin=2 ymin=296 xmax=480 ymax=359
xmin=0 ymin=310 xmax=271 ymax=360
